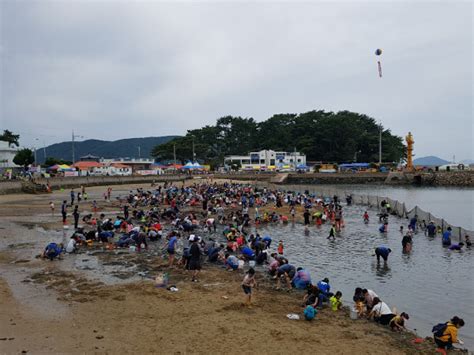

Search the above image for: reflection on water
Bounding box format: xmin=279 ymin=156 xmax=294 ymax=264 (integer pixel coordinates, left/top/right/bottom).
xmin=253 ymin=201 xmax=473 ymax=349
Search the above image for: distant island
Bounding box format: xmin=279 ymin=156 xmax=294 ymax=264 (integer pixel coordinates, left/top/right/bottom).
xmin=413 ymin=156 xmax=450 ymax=166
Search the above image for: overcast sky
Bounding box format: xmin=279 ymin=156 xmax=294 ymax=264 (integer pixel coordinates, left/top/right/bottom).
xmin=0 ymin=1 xmax=472 ymax=161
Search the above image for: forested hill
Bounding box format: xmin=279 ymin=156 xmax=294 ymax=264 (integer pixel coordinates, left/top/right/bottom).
xmin=38 ymin=136 xmax=178 ymax=163
xmin=152 ymin=110 xmax=406 ymax=167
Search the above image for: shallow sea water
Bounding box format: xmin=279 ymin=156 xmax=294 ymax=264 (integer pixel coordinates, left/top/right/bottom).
xmin=254 ymin=201 xmax=473 ymax=349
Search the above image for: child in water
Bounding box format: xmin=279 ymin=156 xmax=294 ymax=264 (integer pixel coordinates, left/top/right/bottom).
xmin=278 ymin=240 xmax=284 ymax=255
xmin=242 ymin=268 xmax=257 ymax=306
xmin=363 ymin=211 xmax=369 ymax=223
xmin=330 ymin=291 xmax=342 ymax=311
xmin=327 ymin=224 xmax=336 ymax=240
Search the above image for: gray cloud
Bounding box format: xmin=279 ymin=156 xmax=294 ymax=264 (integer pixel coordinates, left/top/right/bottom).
xmin=0 ymin=1 xmax=472 ymax=160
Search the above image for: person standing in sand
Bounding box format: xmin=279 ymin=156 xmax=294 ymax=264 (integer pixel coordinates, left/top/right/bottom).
xmin=242 ymin=268 xmax=257 ymax=306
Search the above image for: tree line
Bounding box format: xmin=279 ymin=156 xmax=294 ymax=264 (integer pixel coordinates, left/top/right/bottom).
xmin=151 ymin=110 xmax=405 ymax=168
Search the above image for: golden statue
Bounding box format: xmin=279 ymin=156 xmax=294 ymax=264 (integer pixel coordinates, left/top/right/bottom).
xmin=405 ymin=132 xmax=414 ymax=171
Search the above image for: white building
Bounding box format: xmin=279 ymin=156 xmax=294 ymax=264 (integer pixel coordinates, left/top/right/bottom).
xmin=0 ymin=141 xmax=19 ymax=169
xmin=224 ymin=149 xmax=306 ymax=170
xmin=94 ymin=163 xmax=133 ymax=176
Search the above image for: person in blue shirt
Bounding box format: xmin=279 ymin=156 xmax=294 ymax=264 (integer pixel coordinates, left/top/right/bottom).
xmin=42 ymin=242 xmax=63 ymax=261
xmin=262 ymin=235 xmax=272 ymax=249
xmin=426 ymin=221 xmax=437 ymax=237
xmin=225 ymin=254 xmax=239 ymax=270
xmin=240 ymin=245 xmax=255 ymax=260
xmin=442 ymin=227 xmax=452 ymax=246
xmin=409 ymin=214 xmax=418 ymax=231
xmin=449 ymin=243 xmax=464 ymax=251
xmin=375 ymin=246 xmax=391 ymax=263
xmin=292 ymin=267 xmax=311 ymax=290
xmin=167 ymin=232 xmax=179 ymax=266
xmin=317 ymin=278 xmax=332 ymax=306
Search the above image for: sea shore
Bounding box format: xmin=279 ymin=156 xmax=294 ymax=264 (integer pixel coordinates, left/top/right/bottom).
xmin=0 ymin=183 xmax=439 ymax=354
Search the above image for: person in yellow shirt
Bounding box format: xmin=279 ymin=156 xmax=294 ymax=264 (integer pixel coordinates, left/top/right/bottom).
xmin=389 ymin=312 xmax=409 ymax=331
xmin=434 ymin=316 xmax=465 ymax=350
xmin=330 ymin=291 xmax=342 ymax=311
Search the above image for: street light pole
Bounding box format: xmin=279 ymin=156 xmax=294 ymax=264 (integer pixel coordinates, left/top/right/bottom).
xmin=34 ymin=138 xmax=39 ymax=165
xmin=72 ymin=130 xmax=84 ymax=163
xmin=72 ymin=130 xmax=75 ymax=164
xmin=378 ymin=122 xmax=382 ymax=165
xmin=173 ymin=143 xmax=177 ymax=166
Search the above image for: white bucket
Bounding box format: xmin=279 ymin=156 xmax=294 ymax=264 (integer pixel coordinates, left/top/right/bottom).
xmin=249 ymin=260 xmax=256 ymax=268
xmin=238 ymin=260 xmax=245 ymax=269
xmin=350 ymin=307 xmax=358 ymax=320
xmin=129 ymin=245 xmax=136 ymax=252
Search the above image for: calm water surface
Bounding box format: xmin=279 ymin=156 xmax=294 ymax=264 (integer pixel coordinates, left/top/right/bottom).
xmin=305 ymin=184 xmax=474 ymax=230
xmin=255 ymin=201 xmax=473 ymax=349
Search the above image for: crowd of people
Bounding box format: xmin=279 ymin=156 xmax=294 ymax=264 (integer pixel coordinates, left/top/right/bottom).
xmin=40 ymin=181 xmax=468 ymax=351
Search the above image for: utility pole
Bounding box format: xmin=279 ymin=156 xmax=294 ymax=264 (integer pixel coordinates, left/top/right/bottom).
xmin=72 ymin=130 xmax=84 ymax=163
xmin=72 ymin=130 xmax=75 ymax=164
xmin=173 ymin=143 xmax=177 ymax=166
xmin=378 ymin=122 xmax=382 ymax=165
xmin=293 ymin=147 xmax=297 ymax=170
xmin=34 ymin=138 xmax=39 ymax=165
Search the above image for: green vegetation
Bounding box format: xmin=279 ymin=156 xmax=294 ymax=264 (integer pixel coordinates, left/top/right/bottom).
xmin=13 ymin=148 xmax=34 ymax=169
xmin=0 ymin=130 xmax=20 ymax=147
xmin=151 ymin=110 xmax=405 ymax=167
xmin=44 ymin=157 xmax=72 ymax=166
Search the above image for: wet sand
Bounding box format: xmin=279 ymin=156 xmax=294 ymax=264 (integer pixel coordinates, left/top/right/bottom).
xmin=0 ymin=183 xmax=438 ymax=354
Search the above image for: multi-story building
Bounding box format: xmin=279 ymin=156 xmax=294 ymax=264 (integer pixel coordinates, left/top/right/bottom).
xmin=224 ymin=149 xmax=306 ymax=170
xmin=0 ymin=141 xmax=19 ymax=170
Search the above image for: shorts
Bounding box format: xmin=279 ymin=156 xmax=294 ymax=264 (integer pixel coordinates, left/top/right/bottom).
xmin=188 ymin=259 xmax=201 ymax=270
xmin=242 ymin=285 xmax=252 ymax=294
xmin=167 ymin=249 xmax=175 ymax=255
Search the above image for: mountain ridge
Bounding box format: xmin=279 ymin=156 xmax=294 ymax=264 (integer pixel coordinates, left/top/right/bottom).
xmin=413 ymin=155 xmax=450 ymax=166
xmin=37 ymin=136 xmax=179 ymax=163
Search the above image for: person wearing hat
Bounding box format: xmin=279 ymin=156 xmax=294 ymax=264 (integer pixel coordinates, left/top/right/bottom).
xmin=188 ymin=235 xmax=202 ymax=282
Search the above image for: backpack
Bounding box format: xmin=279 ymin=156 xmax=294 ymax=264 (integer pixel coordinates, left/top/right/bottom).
xmin=304 ymin=305 xmax=316 ymax=321
xmin=432 ymin=323 xmax=448 ymax=337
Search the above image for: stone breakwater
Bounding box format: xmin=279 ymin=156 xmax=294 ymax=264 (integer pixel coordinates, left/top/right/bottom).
xmin=386 ymin=171 xmax=474 ymax=187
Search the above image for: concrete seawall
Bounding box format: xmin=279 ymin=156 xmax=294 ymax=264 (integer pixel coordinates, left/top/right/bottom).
xmin=0 ymin=175 xmax=189 ymax=195
xmin=1 ymin=170 xmax=472 ymax=195
xmin=286 ymin=172 xmax=388 ymax=185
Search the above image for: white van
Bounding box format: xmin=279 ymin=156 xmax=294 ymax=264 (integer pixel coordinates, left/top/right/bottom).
xmin=438 ymin=163 xmax=469 ymax=171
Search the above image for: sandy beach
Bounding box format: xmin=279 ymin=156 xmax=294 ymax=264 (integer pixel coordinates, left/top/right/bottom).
xmin=0 ymin=183 xmax=438 ymax=354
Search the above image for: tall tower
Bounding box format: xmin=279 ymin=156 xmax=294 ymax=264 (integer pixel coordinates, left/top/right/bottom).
xmin=405 ymin=132 xmax=414 ymax=171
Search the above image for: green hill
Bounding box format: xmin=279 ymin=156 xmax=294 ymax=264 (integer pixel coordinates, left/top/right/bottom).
xmin=38 ymin=136 xmax=179 ymax=163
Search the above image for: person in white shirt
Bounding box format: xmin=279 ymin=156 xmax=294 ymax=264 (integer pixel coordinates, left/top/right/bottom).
xmin=369 ymin=297 xmax=395 ymax=325
xmin=66 ymin=237 xmax=77 ymax=253
xmin=362 ymin=289 xmax=378 ymax=310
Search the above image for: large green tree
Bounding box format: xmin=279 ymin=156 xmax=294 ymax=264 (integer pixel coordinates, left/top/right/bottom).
xmin=44 ymin=157 xmax=72 ymax=166
xmin=151 ymin=110 xmax=405 ymax=166
xmin=13 ymin=148 xmax=34 ymax=169
xmin=0 ymin=130 xmax=20 ymax=147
